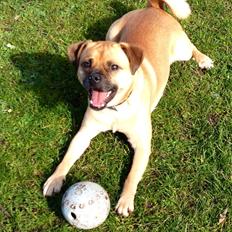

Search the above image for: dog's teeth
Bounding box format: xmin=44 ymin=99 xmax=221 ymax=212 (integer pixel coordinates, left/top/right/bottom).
xmin=107 ymin=91 xmax=111 ymax=97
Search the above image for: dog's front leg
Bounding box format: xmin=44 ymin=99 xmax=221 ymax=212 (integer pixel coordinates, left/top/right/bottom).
xmin=116 ymin=118 xmax=152 ymax=217
xmin=43 ymin=124 xmax=101 ymax=196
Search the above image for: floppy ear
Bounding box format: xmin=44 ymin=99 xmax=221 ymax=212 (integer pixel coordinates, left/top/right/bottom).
xmin=67 ymin=40 xmax=92 ymax=67
xmin=120 ymin=43 xmax=144 ymax=75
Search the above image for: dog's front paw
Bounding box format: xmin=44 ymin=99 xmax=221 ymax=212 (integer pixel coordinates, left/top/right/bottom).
xmin=43 ymin=175 xmax=65 ymax=196
xmin=115 ymin=194 xmax=135 ymax=217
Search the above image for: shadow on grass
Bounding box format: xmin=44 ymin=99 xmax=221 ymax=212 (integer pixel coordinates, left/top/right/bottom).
xmin=10 ymin=0 xmax=137 ymax=219
xmin=11 ymin=52 xmax=87 ymax=127
xmin=10 ymin=52 xmax=87 ymax=218
xmin=84 ymin=1 xmax=135 ymax=40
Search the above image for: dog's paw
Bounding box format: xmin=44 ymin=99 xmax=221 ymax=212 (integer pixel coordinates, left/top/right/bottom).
xmin=198 ymin=56 xmax=214 ymax=70
xmin=43 ymin=175 xmax=65 ymax=196
xmin=115 ymin=194 xmax=135 ymax=217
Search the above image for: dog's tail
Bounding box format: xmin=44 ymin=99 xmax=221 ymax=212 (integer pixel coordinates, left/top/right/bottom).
xmin=147 ymin=0 xmax=191 ymax=19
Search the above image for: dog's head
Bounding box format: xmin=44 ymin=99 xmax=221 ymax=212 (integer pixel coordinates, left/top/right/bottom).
xmin=68 ymin=41 xmax=143 ymax=110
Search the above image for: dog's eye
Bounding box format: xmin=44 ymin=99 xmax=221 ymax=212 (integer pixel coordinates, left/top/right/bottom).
xmin=111 ymin=64 xmax=119 ymax=71
xmin=82 ymin=61 xmax=91 ymax=68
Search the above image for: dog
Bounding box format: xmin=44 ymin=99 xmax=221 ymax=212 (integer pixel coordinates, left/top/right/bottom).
xmin=43 ymin=0 xmax=213 ymax=217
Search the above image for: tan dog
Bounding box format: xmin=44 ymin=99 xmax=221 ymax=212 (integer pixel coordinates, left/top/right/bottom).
xmin=43 ymin=0 xmax=213 ymax=217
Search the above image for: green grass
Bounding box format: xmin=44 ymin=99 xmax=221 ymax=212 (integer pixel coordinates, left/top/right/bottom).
xmin=0 ymin=0 xmax=231 ymax=231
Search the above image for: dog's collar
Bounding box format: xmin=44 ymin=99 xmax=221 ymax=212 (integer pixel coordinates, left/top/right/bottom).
xmin=106 ymin=90 xmax=133 ymax=111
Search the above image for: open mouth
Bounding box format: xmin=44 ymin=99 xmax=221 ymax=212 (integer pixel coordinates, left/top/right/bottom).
xmin=89 ymin=88 xmax=117 ymax=110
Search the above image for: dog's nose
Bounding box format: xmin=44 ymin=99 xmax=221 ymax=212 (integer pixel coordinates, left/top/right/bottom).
xmin=88 ymin=73 xmax=101 ymax=83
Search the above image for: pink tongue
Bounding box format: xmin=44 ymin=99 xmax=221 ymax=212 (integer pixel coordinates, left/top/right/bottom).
xmin=91 ymin=90 xmax=109 ymax=107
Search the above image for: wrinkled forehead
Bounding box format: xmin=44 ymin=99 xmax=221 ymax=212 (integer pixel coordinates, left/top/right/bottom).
xmin=81 ymin=42 xmax=129 ymax=64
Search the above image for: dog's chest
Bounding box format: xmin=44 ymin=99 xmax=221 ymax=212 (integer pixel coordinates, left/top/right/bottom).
xmin=109 ymin=105 xmax=137 ymax=133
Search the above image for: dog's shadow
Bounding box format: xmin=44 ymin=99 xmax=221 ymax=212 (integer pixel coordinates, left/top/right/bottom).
xmin=11 ymin=52 xmax=87 ymax=129
xmin=11 ymin=0 xmax=136 ymax=219
xmin=84 ymin=1 xmax=135 ymax=40
xmin=10 ymin=51 xmax=88 ymax=218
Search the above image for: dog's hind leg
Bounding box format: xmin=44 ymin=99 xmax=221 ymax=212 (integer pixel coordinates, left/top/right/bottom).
xmin=106 ymin=18 xmax=123 ymax=42
xmin=170 ymin=31 xmax=214 ymax=69
xmin=192 ymin=46 xmax=214 ymax=69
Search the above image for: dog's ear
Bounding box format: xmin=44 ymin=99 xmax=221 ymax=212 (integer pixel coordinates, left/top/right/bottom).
xmin=67 ymin=40 xmax=92 ymax=67
xmin=120 ymin=43 xmax=144 ymax=75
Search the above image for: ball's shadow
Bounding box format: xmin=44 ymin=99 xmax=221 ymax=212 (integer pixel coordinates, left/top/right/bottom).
xmin=11 ymin=0 xmax=136 ymax=219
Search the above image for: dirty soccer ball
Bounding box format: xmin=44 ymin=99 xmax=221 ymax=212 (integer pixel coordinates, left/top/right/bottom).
xmin=61 ymin=181 xmax=110 ymax=230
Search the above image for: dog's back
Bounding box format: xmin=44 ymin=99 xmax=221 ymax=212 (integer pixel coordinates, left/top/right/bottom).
xmin=107 ymin=0 xmax=191 ymax=79
xmin=106 ymin=0 xmax=193 ymax=110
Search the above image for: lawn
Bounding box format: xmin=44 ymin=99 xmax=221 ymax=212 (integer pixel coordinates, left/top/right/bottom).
xmin=0 ymin=0 xmax=231 ymax=231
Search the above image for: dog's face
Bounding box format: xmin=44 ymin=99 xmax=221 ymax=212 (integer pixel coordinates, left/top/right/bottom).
xmin=68 ymin=41 xmax=143 ymax=110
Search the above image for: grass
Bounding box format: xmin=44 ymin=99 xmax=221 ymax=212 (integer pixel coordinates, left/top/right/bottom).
xmin=0 ymin=0 xmax=231 ymax=231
